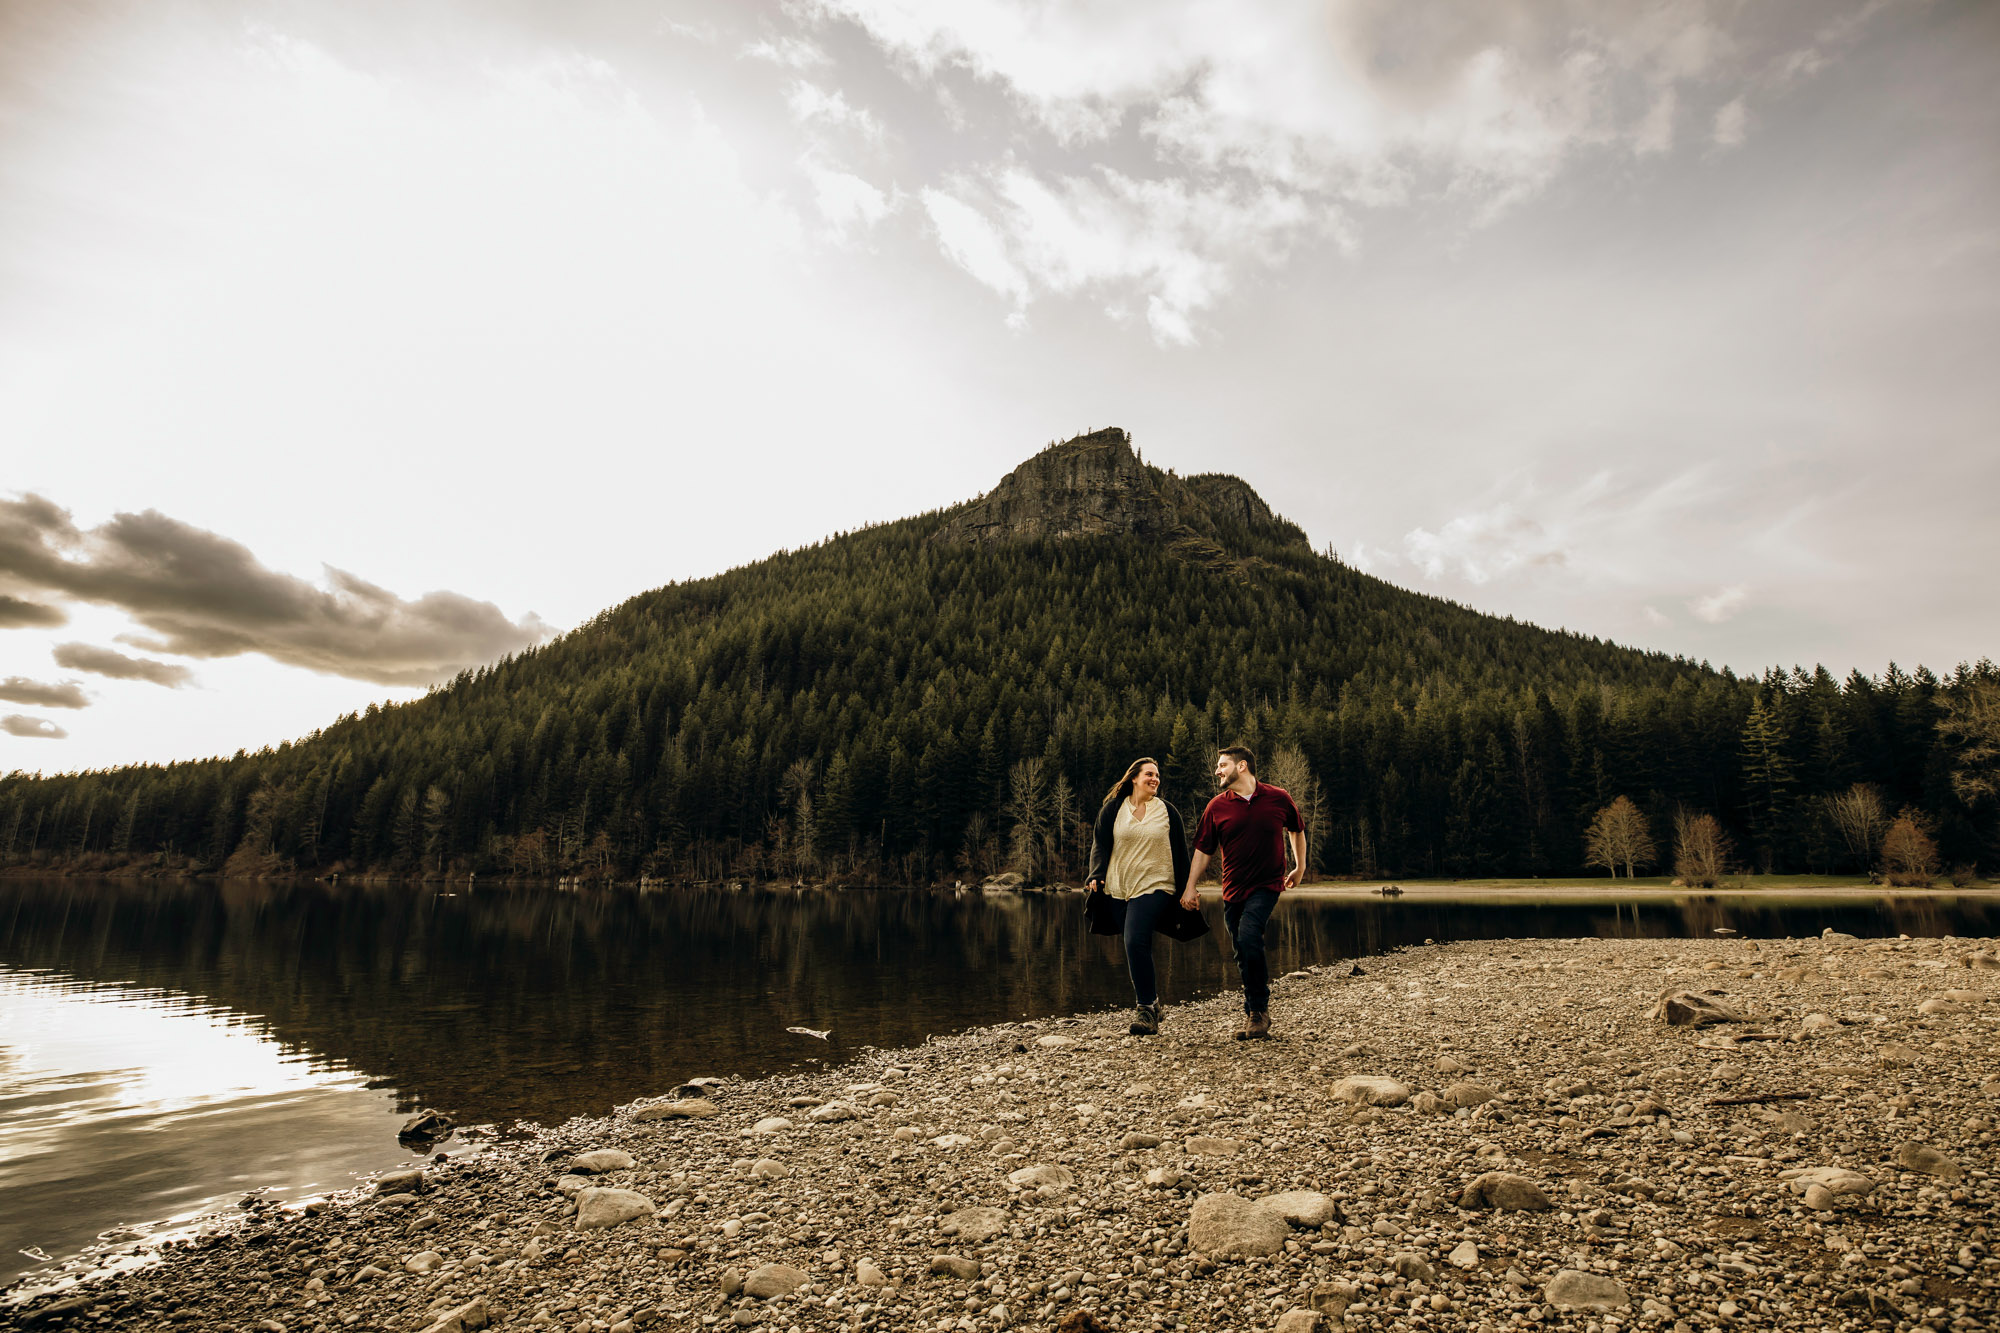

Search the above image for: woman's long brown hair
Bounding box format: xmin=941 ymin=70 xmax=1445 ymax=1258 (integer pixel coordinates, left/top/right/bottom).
xmin=1101 ymin=756 xmax=1161 ymax=809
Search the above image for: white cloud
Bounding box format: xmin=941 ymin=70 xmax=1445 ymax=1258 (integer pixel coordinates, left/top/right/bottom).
xmin=804 ymin=158 xmax=892 ymax=233
xmin=786 ymin=79 xmax=885 ymax=142
xmin=1690 ymin=585 xmax=1750 ymax=623
xmin=744 ymin=36 xmax=829 ymax=69
xmin=1712 ymin=97 xmax=1747 ymax=147
xmin=921 ymin=188 xmax=1032 ymax=308
xmin=1404 ymin=502 xmax=1569 ymax=585
xmin=1643 ymin=605 xmax=1672 ymax=628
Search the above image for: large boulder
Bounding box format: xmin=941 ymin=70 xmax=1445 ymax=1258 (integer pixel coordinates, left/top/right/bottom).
xmin=1443 ymin=1082 xmax=1499 ymax=1109
xmin=1255 ymin=1191 xmax=1339 ymax=1228
xmin=570 ymin=1150 xmax=634 ymax=1173
xmin=1894 ymin=1143 xmax=1963 ymax=1182
xmin=1007 ymin=1164 xmax=1075 ymax=1189
xmin=632 ymin=1099 xmax=720 ymax=1122
xmin=1188 ymin=1192 xmax=1289 ymax=1258
xmin=576 ymin=1187 xmax=656 ymax=1230
xmin=1651 ymin=990 xmax=1745 ymax=1026
xmin=1457 ymin=1172 xmax=1552 ymax=1211
xmin=1329 ymin=1076 xmax=1411 ymax=1107
xmin=743 ymin=1263 xmax=809 ymax=1299
xmin=1780 ymin=1166 xmax=1877 ymax=1199
xmin=941 ymin=1207 xmax=1010 ymax=1242
xmin=1543 ymin=1270 xmax=1629 ymax=1312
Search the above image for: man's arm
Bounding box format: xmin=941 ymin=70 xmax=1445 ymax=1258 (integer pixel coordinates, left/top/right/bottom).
xmin=1283 ymin=830 xmax=1307 ymax=890
xmin=1181 ymin=848 xmax=1210 ymax=909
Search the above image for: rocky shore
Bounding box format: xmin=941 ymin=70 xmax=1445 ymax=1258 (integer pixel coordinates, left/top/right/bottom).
xmin=7 ymin=933 xmax=1997 ymax=1333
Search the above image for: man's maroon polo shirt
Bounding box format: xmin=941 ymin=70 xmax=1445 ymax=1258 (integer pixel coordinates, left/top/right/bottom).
xmin=1192 ymin=782 xmax=1303 ymax=902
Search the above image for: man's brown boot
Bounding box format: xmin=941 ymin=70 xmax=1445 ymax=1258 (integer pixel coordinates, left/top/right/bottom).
xmin=1235 ymin=1010 xmax=1271 ymax=1041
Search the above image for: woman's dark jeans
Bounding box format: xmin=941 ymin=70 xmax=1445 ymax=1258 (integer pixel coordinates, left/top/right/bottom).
xmin=1224 ymin=887 xmax=1282 ymax=1013
xmin=1122 ymin=890 xmax=1176 ymax=1006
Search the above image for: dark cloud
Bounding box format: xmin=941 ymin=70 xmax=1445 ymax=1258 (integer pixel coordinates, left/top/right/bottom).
xmin=0 ymin=594 xmax=66 ymax=627
xmin=2 ymin=494 xmax=549 ymax=686
xmin=0 ymin=675 xmax=88 ymax=708
xmin=51 ymin=642 xmax=193 ymax=688
xmin=1 ymin=713 xmax=67 ymax=739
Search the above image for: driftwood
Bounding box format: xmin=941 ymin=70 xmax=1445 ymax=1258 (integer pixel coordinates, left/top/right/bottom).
xmin=1705 ymin=1091 xmax=1810 ymax=1106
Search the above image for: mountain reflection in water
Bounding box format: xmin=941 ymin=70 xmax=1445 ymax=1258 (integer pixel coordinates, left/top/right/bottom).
xmin=0 ymin=878 xmax=1991 ymax=1292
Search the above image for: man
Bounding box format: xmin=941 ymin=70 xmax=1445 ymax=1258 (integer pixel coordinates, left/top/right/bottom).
xmin=1180 ymin=745 xmax=1305 ymax=1040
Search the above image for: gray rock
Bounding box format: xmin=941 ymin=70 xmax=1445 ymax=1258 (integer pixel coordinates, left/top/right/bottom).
xmin=719 ymin=1268 xmax=745 ymax=1297
xmin=1443 ymin=1081 xmax=1499 ymax=1108
xmin=1543 ymin=1270 xmax=1629 ymax=1311
xmin=404 ymin=1251 xmax=443 ymax=1273
xmin=1457 ymin=1172 xmax=1552 ymax=1211
xmin=1329 ymin=1075 xmax=1411 ymax=1107
xmin=1120 ymin=1132 xmax=1162 ymax=1150
xmin=1274 ymin=1310 xmax=1323 ymax=1333
xmin=941 ymin=1206 xmax=1009 ymax=1242
xmin=1651 ymin=989 xmax=1745 ymax=1026
xmin=632 ymin=1099 xmax=720 ymax=1122
xmin=930 ymin=1254 xmax=982 ymax=1280
xmin=855 ymin=1259 xmax=887 ymax=1287
xmin=576 ymin=1187 xmax=656 ymax=1230
xmin=1448 ymin=1240 xmax=1480 ymax=1269
xmin=1145 ymin=1166 xmax=1182 ymax=1189
xmin=1189 ymin=1192 xmax=1290 ymax=1258
xmin=1310 ymin=1283 xmax=1356 ymax=1318
xmin=1185 ymin=1135 xmax=1245 ymax=1156
xmin=749 ymin=1158 xmax=789 ymax=1180
xmin=1894 ymin=1142 xmax=1963 ymax=1182
xmin=751 ymin=1116 xmax=794 ymax=1134
xmin=375 ymin=1169 xmax=426 ymax=1195
xmin=1390 ymin=1253 xmax=1434 ymax=1283
xmin=1006 ymin=1164 xmax=1074 ymax=1188
xmin=418 ymin=1297 xmax=489 ymax=1333
xmin=1254 ymin=1191 xmax=1339 ymax=1228
xmin=1802 ymin=1183 xmax=1838 ymax=1210
xmin=1411 ymin=1090 xmax=1446 ymax=1115
xmin=1781 ymin=1166 xmax=1876 ymax=1198
xmin=571 ymin=1149 xmax=635 ymax=1173
xmin=743 ymin=1263 xmax=808 ymax=1299
xmin=808 ymin=1102 xmax=858 ymax=1122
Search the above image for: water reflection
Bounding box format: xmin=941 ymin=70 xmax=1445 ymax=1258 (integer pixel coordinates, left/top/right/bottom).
xmin=0 ymin=878 xmax=1990 ymax=1293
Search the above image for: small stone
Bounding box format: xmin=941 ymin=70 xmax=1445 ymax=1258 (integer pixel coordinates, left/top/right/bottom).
xmin=1189 ymin=1192 xmax=1289 ymax=1258
xmin=1007 ymin=1164 xmax=1075 ymax=1189
xmin=1144 ymin=1167 xmax=1182 ymax=1189
xmin=931 ymin=1133 xmax=975 ymax=1148
xmin=1448 ymin=1240 xmax=1480 ymax=1269
xmin=1036 ymin=1035 xmax=1077 ymax=1048
xmin=575 ymin=1187 xmax=656 ymax=1230
xmin=1781 ymin=1166 xmax=1877 ymax=1198
xmin=1329 ymin=1075 xmax=1411 ymax=1107
xmin=719 ymin=1268 xmax=745 ymax=1297
xmin=1274 ymin=1309 xmax=1322 ymax=1333
xmin=570 ymin=1150 xmax=635 ymax=1173
xmin=1309 ymin=1283 xmax=1356 ymax=1318
xmin=941 ymin=1207 xmax=1010 ymax=1242
xmin=743 ymin=1263 xmax=808 ymax=1299
xmin=856 ymin=1259 xmax=887 ymax=1286
xmin=1120 ymin=1132 xmax=1162 ymax=1150
xmin=632 ymin=1099 xmax=721 ymax=1122
xmin=1542 ymin=1269 xmax=1630 ymax=1312
xmin=930 ymin=1254 xmax=982 ymax=1280
xmin=1411 ymin=1091 xmax=1446 ymax=1115
xmin=1801 ymin=1012 xmax=1839 ymax=1033
xmin=752 ymin=1117 xmax=794 ymax=1134
xmin=1802 ymin=1182 xmax=1838 ymax=1210
xmin=418 ymin=1297 xmax=489 ymax=1333
xmin=1254 ymin=1191 xmax=1339 ymax=1227
xmin=1458 ymin=1171 xmax=1552 ymax=1211
xmin=375 ymin=1169 xmax=426 ymax=1195
xmin=1893 ymin=1142 xmax=1963 ymax=1182
xmin=750 ymin=1158 xmax=789 ymax=1180
xmin=404 ymin=1251 xmax=443 ymax=1274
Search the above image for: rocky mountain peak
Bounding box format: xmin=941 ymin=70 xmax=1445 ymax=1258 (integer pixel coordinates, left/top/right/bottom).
xmin=930 ymin=428 xmax=1301 ymax=550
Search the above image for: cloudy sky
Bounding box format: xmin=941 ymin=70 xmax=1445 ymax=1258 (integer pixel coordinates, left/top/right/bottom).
xmin=2 ymin=0 xmax=1995 ymax=771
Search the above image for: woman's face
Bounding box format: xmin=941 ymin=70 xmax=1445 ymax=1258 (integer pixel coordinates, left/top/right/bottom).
xmin=1135 ymin=763 xmax=1161 ymax=798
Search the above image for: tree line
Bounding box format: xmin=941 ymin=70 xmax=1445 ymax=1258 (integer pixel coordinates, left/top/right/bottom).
xmin=3 ymin=506 xmax=1996 ymax=885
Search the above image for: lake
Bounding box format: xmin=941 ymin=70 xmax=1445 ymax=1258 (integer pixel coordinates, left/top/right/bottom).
xmin=1 ymin=877 xmax=1993 ymax=1295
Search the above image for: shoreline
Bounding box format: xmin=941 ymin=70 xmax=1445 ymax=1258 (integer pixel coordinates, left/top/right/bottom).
xmin=5 ymin=933 xmax=1996 ymax=1333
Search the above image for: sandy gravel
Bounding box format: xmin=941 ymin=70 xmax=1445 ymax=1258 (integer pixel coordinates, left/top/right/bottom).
xmin=5 ymin=932 xmax=1996 ymax=1333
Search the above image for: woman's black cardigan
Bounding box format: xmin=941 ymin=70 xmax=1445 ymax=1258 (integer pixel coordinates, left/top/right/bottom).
xmin=1087 ymin=797 xmax=1192 ymax=894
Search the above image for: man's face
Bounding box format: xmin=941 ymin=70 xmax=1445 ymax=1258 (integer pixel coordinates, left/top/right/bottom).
xmin=1214 ymin=753 xmax=1245 ymax=787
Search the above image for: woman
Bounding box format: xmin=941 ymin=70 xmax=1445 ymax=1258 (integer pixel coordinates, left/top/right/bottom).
xmin=1086 ymin=757 xmax=1193 ymax=1036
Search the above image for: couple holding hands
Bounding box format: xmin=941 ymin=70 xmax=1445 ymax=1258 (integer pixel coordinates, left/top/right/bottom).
xmin=1085 ymin=745 xmax=1306 ymax=1040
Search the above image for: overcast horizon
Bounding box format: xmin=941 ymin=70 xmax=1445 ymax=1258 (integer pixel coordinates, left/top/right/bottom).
xmin=3 ymin=0 xmax=1997 ymax=773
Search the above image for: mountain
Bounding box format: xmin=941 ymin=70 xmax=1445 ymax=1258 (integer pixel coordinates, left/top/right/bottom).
xmin=2 ymin=430 xmax=1993 ymax=882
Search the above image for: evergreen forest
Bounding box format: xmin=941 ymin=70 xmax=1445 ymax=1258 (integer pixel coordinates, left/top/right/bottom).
xmin=3 ymin=456 xmax=1996 ymax=886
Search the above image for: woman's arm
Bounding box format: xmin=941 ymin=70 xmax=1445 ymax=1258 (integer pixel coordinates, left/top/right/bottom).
xmin=1086 ymin=800 xmax=1117 ymax=889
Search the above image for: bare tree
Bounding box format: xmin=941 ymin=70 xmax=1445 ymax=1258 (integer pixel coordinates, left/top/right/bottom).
xmin=1263 ymin=744 xmax=1328 ymax=879
xmin=1673 ymin=809 xmax=1732 ymax=888
xmin=1881 ymin=810 xmax=1940 ymax=886
xmin=1005 ymin=757 xmax=1050 ymax=882
xmin=1583 ymin=796 xmax=1657 ymax=878
xmin=1822 ymin=783 xmax=1888 ymax=872
xmin=1938 ymin=681 xmax=2000 ymax=806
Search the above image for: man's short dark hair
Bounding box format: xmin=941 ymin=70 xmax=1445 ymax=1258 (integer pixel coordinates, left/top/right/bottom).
xmin=1219 ymin=744 xmax=1255 ymax=773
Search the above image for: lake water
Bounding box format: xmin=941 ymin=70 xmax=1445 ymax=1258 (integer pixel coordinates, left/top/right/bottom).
xmin=1 ymin=877 xmax=1993 ymax=1295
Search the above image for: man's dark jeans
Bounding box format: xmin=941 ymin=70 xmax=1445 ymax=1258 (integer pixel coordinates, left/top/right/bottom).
xmin=1223 ymin=887 xmax=1282 ymax=1013
xmin=1122 ymin=890 xmax=1175 ymax=1007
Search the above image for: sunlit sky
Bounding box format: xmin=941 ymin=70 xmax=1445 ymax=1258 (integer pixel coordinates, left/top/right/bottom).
xmin=3 ymin=0 xmax=1996 ymax=772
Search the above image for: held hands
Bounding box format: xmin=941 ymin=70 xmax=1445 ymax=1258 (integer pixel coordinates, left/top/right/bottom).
xmin=1178 ymin=887 xmax=1200 ymax=911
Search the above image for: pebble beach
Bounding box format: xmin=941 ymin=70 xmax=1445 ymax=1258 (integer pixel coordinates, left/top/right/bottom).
xmin=6 ymin=930 xmax=1996 ymax=1333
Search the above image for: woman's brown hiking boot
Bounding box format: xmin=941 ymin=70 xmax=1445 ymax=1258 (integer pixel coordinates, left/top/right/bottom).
xmin=1235 ymin=1010 xmax=1271 ymax=1040
xmin=1129 ymin=1003 xmax=1161 ymax=1036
